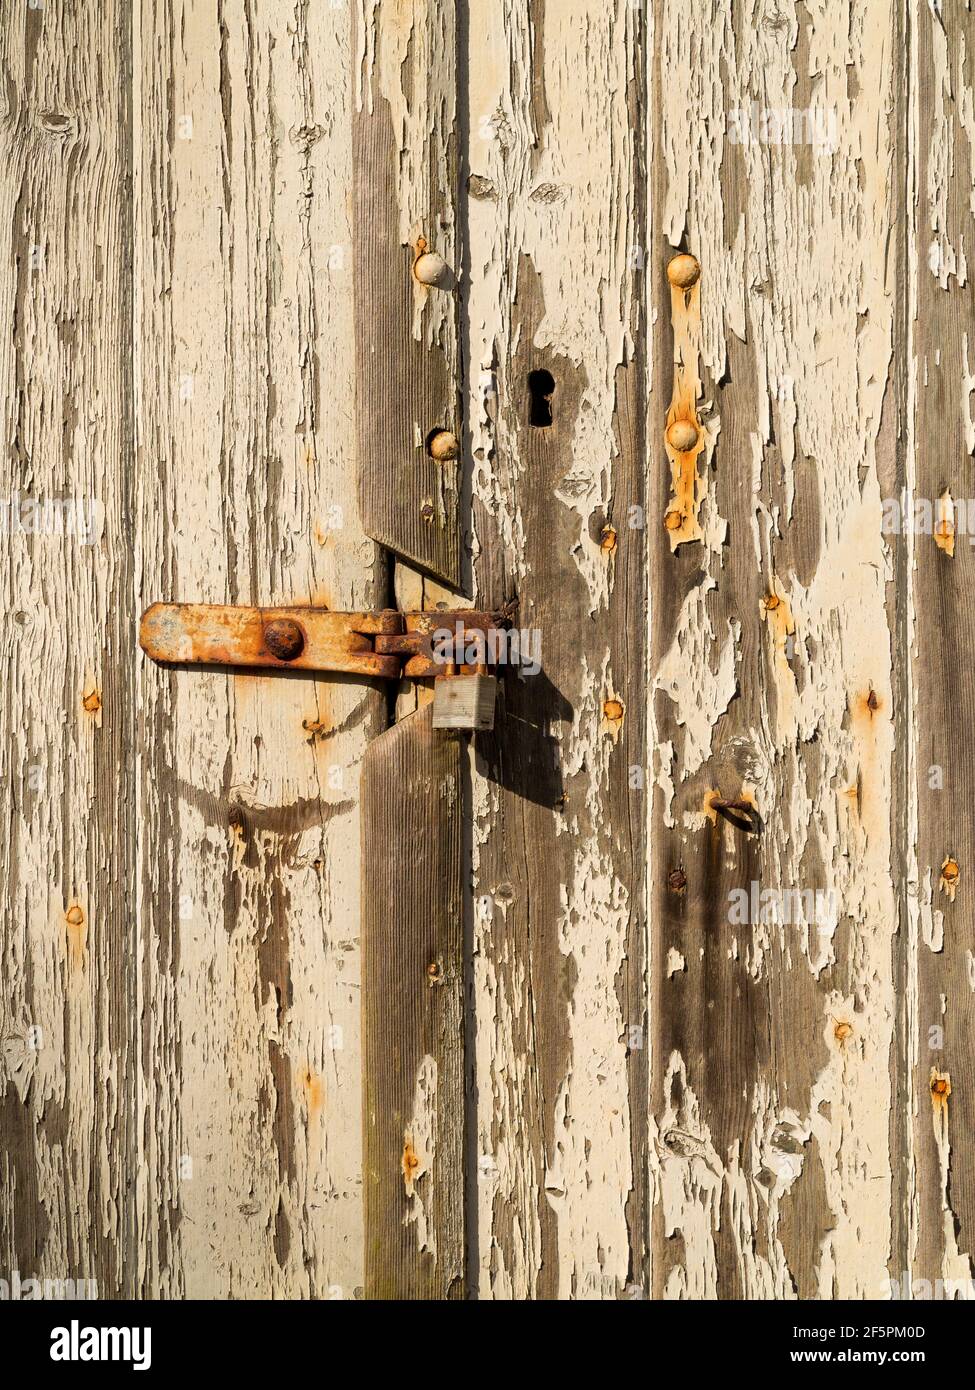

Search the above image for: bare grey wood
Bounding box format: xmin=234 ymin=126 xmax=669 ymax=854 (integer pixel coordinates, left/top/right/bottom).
xmin=360 ymin=702 xmax=465 ymax=1299
xmin=353 ymin=0 xmax=462 ymax=587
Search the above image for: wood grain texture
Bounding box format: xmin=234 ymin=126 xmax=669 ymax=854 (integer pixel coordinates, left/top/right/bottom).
xmin=4 ymin=0 xmax=975 ymax=1307
xmin=648 ymin=0 xmax=905 ymax=1298
xmin=360 ymin=702 xmax=465 ymax=1300
xmin=353 ymin=0 xmax=462 ymax=588
xmin=465 ymin=0 xmax=649 ymax=1299
xmin=133 ymin=0 xmax=382 ymax=1298
xmin=910 ymin=0 xmax=975 ymax=1297
xmin=0 ymin=0 xmax=133 ymax=1298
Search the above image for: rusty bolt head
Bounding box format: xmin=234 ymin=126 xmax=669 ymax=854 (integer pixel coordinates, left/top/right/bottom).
xmin=264 ymin=618 xmax=305 ymax=662
xmin=667 ymin=868 xmax=687 ymax=894
xmin=666 ymin=419 xmax=699 ymax=453
xmin=667 ymin=253 xmax=701 ymax=289
xmin=414 ymin=251 xmax=449 ymax=286
xmin=664 ymin=509 xmax=682 ymax=532
xmin=428 ymin=430 xmax=459 ymax=461
xmin=603 ymin=698 xmax=624 ymax=721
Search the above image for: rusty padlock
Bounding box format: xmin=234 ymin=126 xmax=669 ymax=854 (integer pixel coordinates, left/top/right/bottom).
xmin=431 ymin=660 xmax=496 ymax=732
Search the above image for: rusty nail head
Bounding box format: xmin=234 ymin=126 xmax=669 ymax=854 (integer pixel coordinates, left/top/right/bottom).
xmin=667 ymin=253 xmax=701 ymax=289
xmin=667 ymin=419 xmax=699 ymax=453
xmin=264 ymin=618 xmax=305 ymax=662
xmin=428 ymin=430 xmax=459 ymax=461
xmin=667 ymin=868 xmax=687 ymax=893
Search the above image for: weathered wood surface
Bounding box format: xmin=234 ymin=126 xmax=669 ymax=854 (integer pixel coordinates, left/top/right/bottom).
xmin=911 ymin=0 xmax=975 ymax=1297
xmin=648 ymin=0 xmax=906 ymax=1298
xmin=3 ymin=0 xmax=975 ymax=1303
xmin=465 ymin=0 xmax=649 ymax=1298
xmin=0 ymin=0 xmax=134 ymax=1298
xmin=133 ymin=0 xmax=382 ymax=1297
xmin=361 ymin=703 xmax=465 ymax=1299
xmin=353 ymin=0 xmax=462 ymax=588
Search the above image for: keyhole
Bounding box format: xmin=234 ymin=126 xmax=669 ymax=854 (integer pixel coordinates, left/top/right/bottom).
xmin=528 ymin=369 xmax=555 ymax=427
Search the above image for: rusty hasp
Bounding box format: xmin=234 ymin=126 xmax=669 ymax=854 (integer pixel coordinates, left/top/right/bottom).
xmin=139 ymin=602 xmax=508 ymax=682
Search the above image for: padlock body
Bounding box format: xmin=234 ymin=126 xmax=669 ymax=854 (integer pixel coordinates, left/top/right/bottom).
xmin=431 ymin=673 xmax=496 ymax=731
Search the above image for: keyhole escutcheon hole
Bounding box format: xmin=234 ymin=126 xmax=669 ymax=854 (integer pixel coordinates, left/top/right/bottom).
xmin=528 ymin=369 xmax=555 ymax=427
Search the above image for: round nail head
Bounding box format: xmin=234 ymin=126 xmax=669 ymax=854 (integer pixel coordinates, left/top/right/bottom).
xmin=667 ymin=253 xmax=701 ymax=289
xmin=414 ymin=251 xmax=449 ymax=286
xmin=429 ymin=430 xmax=459 ymax=461
xmin=664 ymin=509 xmax=682 ymax=531
xmin=667 ymin=419 xmax=699 ymax=453
xmin=264 ymin=618 xmax=305 ymax=662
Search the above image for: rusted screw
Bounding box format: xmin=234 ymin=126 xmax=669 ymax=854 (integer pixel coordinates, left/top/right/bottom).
xmin=428 ymin=430 xmax=459 ymax=461
xmin=942 ymin=857 xmax=960 ymax=886
xmin=764 ymin=593 xmax=781 ymax=611
xmin=834 ymin=1020 xmax=853 ymax=1043
xmin=667 ymin=252 xmax=701 ymax=289
xmin=667 ymin=868 xmax=687 ymax=894
xmin=666 ymin=419 xmax=699 ymax=453
xmin=264 ymin=618 xmax=305 ymax=662
xmin=603 ymin=698 xmax=624 ymax=721
xmin=664 ymin=510 xmax=682 ymax=531
xmin=931 ymin=1076 xmax=950 ymax=1099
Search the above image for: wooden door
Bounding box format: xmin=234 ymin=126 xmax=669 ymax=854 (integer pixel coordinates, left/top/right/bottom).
xmin=0 ymin=0 xmax=972 ymax=1304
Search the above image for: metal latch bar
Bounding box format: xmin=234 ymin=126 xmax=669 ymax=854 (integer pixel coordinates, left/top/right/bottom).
xmin=139 ymin=603 xmax=508 ymax=681
xmin=139 ymin=603 xmax=404 ymax=678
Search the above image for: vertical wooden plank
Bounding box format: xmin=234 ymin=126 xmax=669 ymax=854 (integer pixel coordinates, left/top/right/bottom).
xmin=134 ymin=0 xmax=383 ymax=1297
xmin=361 ymin=703 xmax=465 ymax=1299
xmin=910 ymin=0 xmax=975 ymax=1297
xmin=465 ymin=0 xmax=648 ymax=1298
xmin=648 ymin=0 xmax=904 ymax=1297
xmin=0 ymin=0 xmax=133 ymax=1297
xmin=353 ymin=0 xmax=462 ymax=588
